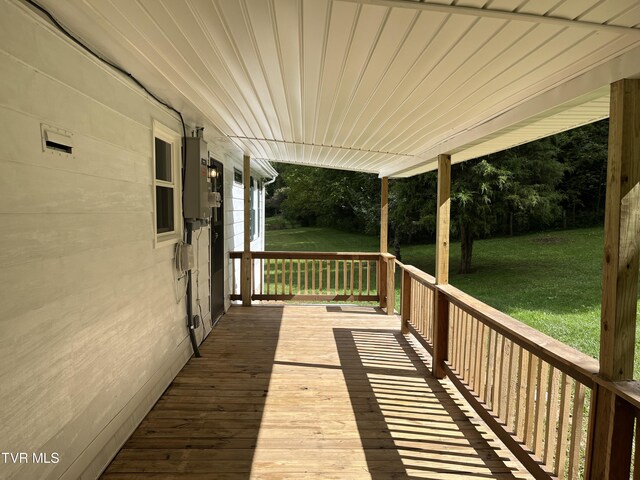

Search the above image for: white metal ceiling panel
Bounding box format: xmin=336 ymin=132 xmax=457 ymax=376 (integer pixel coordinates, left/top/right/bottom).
xmin=27 ymin=0 xmax=640 ymax=176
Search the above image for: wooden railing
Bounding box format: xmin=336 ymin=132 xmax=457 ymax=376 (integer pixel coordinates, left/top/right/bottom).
xmin=397 ymin=259 xmax=640 ymax=479
xmin=228 ymin=251 xmax=640 ymax=477
xmin=229 ymin=251 xmax=395 ymax=310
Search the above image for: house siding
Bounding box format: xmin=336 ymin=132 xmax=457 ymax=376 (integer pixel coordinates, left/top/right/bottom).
xmin=0 ymin=1 xmax=268 ymax=479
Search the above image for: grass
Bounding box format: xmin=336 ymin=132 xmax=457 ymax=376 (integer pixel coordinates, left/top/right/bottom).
xmin=266 ymin=225 xmax=640 ymax=378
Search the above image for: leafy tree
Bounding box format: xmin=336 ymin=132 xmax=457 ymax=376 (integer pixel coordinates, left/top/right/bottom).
xmin=270 ymin=163 xmax=380 ymax=235
xmin=391 ymin=172 xmax=437 ymax=244
xmin=452 ymin=159 xmax=511 ymax=274
xmin=555 ymin=120 xmax=608 ymax=227
xmin=267 ymin=121 xmax=607 ymax=276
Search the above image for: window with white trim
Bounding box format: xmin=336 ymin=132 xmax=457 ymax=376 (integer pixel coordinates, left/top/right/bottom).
xmin=153 ymin=122 xmax=181 ymax=246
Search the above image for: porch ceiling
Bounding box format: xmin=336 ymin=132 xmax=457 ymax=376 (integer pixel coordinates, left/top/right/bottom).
xmin=33 ymin=0 xmax=640 ymax=177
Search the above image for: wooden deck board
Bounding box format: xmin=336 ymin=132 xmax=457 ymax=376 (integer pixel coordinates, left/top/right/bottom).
xmin=101 ymin=305 xmax=533 ymax=479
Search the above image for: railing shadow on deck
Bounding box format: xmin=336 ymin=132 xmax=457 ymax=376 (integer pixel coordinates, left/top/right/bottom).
xmin=334 ymin=327 xmax=527 ymax=479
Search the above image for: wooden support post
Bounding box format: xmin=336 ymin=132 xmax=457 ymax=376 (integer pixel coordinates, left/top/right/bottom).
xmin=241 ymin=155 xmax=252 ymax=306
xmin=433 ymin=154 xmax=451 ymax=379
xmin=379 ymin=256 xmax=387 ymax=309
xmin=401 ymin=268 xmax=411 ymax=333
xmin=380 ymin=176 xmax=389 ymax=254
xmin=385 ymin=254 xmax=395 ymax=315
xmin=586 ymin=79 xmax=640 ymax=479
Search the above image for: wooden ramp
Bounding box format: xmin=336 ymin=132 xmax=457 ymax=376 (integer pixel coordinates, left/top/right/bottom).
xmin=101 ymin=305 xmax=533 ymax=479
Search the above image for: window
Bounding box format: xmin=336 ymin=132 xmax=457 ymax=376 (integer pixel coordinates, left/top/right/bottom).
xmin=256 ymin=181 xmax=262 ymax=238
xmin=153 ymin=121 xmax=181 ymax=246
xmin=250 ymin=176 xmax=255 ymax=241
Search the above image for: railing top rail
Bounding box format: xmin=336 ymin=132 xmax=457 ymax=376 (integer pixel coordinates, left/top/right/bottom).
xmin=606 ymin=380 xmax=640 ymax=412
xmin=396 ymin=261 xmax=436 ymax=287
xmin=230 ymin=251 xmax=382 ymax=260
xmin=438 ymin=282 xmax=599 ymax=386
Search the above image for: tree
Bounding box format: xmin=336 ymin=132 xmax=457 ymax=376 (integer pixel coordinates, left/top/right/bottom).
xmin=555 ymin=120 xmax=608 ymax=227
xmin=271 ymin=163 xmax=380 ymax=234
xmin=391 ymin=172 xmax=437 ymax=244
xmin=451 ymin=138 xmax=565 ymax=274
xmin=452 ymin=159 xmax=511 ymax=274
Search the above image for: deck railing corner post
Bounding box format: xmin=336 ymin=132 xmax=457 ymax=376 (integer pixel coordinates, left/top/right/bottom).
xmin=379 ymin=253 xmax=387 ymax=309
xmin=386 ymin=255 xmax=396 ymax=316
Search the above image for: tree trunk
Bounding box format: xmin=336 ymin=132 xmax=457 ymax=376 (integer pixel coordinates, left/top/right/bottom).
xmin=459 ymin=222 xmax=474 ymax=274
xmin=393 ymin=229 xmax=401 ymax=261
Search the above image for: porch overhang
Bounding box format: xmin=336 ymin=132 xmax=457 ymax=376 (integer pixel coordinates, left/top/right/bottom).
xmin=30 ymin=0 xmax=640 ymax=177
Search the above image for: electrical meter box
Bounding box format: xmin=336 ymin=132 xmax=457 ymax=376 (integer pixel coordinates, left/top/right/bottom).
xmin=184 ymin=136 xmax=211 ymax=220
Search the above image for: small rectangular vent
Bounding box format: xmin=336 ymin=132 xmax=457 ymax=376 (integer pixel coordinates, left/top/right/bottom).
xmin=45 ymin=140 xmax=73 ymax=154
xmin=41 ymin=124 xmax=74 ymax=156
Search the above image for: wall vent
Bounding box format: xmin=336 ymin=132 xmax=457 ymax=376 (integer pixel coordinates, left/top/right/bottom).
xmin=41 ymin=124 xmax=74 ymax=155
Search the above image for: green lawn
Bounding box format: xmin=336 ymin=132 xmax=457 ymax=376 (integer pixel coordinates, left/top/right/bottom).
xmin=267 ymin=225 xmax=640 ymax=378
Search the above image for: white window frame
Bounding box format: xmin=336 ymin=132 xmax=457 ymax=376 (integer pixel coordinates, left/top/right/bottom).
xmin=153 ymin=120 xmax=182 ymax=247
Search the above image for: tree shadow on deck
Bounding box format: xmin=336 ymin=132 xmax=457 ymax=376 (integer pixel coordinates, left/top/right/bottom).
xmin=334 ymin=327 xmax=528 ymax=479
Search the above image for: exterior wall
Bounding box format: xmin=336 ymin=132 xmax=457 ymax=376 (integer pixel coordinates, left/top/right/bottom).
xmin=0 ymin=1 xmax=268 ymax=479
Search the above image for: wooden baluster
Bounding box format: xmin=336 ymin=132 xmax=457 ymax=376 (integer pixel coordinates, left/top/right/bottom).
xmin=515 ymin=346 xmax=528 ymax=437
xmin=343 ymin=260 xmax=348 ymax=296
xmin=349 ymin=259 xmax=354 ymax=297
xmin=366 ymin=261 xmax=371 ymax=295
xmin=319 ymin=259 xmax=323 ymax=294
xmin=304 ymin=259 xmax=308 ymax=294
xmin=326 ymin=259 xmax=331 ymax=295
xmin=312 ymin=260 xmax=316 ymax=294
xmin=533 ymin=361 xmax=549 ymax=456
xmin=507 ymin=345 xmax=520 ymax=432
xmin=401 ymin=268 xmax=411 ymax=334
xmin=493 ymin=334 xmax=504 ymax=417
xmin=358 ymin=260 xmax=363 ymax=297
xmin=468 ymin=316 xmax=478 ymax=391
xmin=543 ymin=366 xmax=560 ymax=468
xmin=289 ymin=259 xmax=293 ymax=294
xmin=455 ymin=306 xmax=463 ymax=374
xmin=252 ymin=259 xmax=256 ymax=296
xmin=486 ymin=330 xmax=498 ymax=411
xmin=475 ymin=320 xmax=485 ymax=400
xmin=461 ymin=311 xmax=470 ymax=383
xmin=555 ymin=373 xmax=572 ymax=478
xmin=449 ymin=303 xmax=457 ymax=367
xmin=420 ymin=285 xmax=426 ymax=336
xmin=498 ymin=338 xmax=510 ymax=423
xmin=334 ymin=260 xmax=339 ymax=296
xmin=524 ymin=353 xmax=538 ymax=447
xmin=500 ymin=337 xmax=513 ymax=425
xmin=568 ymin=382 xmax=586 ymax=480
xmin=411 ymin=284 xmax=417 ymax=331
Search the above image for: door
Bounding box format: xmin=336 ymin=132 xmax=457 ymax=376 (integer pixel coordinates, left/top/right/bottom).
xmin=210 ymin=159 xmax=225 ymax=324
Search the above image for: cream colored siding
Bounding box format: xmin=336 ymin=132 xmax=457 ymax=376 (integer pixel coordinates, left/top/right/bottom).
xmin=0 ymin=2 xmax=264 ymax=479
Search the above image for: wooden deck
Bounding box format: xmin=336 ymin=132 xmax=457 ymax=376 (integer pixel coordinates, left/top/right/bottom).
xmin=101 ymin=305 xmax=533 ymax=479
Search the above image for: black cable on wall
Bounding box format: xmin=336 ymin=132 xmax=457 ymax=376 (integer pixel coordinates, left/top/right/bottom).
xmin=23 ymin=0 xmax=204 ymax=357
